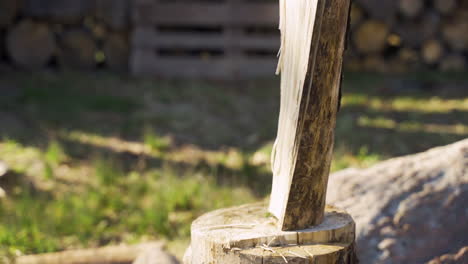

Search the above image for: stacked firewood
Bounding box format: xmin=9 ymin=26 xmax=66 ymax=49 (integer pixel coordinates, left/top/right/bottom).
xmin=0 ymin=0 xmax=130 ymax=71
xmin=347 ymin=0 xmax=468 ymax=72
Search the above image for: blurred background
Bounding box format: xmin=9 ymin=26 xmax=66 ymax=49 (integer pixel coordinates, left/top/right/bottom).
xmin=0 ymin=0 xmax=467 ymax=263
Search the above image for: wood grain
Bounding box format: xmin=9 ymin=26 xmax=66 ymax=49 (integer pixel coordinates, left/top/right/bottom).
xmin=280 ymin=0 xmax=351 ymax=231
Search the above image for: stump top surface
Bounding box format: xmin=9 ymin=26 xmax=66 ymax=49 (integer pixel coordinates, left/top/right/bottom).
xmin=191 ymin=203 xmax=354 ymax=247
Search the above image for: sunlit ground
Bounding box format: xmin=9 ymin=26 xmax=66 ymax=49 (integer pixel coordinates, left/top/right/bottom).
xmin=0 ymin=70 xmax=467 ymax=260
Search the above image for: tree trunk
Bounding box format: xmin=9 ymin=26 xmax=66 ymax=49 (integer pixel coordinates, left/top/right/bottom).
xmin=184 ymin=203 xmax=357 ymax=264
xmin=6 ymin=20 xmax=56 ymax=69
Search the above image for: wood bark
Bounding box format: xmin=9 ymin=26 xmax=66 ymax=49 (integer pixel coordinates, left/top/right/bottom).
xmin=6 ymin=20 xmax=56 ymax=69
xmin=58 ymin=29 xmax=97 ymax=70
xmin=279 ymin=0 xmax=351 ymax=231
xmin=185 ymin=203 xmax=357 ymax=264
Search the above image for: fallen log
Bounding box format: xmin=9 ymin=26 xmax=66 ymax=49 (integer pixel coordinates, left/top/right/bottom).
xmin=15 ymin=242 xmax=167 ymax=264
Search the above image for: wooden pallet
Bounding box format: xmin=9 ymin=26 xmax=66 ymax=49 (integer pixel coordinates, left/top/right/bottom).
xmin=131 ymin=0 xmax=280 ymax=79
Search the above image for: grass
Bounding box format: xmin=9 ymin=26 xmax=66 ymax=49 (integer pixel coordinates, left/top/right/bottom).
xmin=0 ymin=70 xmax=467 ymax=262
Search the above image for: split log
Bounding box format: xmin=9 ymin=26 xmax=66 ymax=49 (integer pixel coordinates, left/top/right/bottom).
xmin=6 ymin=20 xmax=56 ymax=69
xmin=270 ymin=0 xmax=352 ymax=230
xmin=434 ymin=0 xmax=457 ymax=15
xmin=103 ymin=32 xmax=129 ymax=71
xmin=398 ymin=0 xmax=424 ymax=18
xmin=0 ymin=0 xmax=19 ymax=28
xmin=184 ymin=203 xmax=357 ymax=264
xmin=58 ymin=29 xmax=97 ymax=70
xmin=439 ymin=54 xmax=466 ymax=72
xmin=421 ymin=39 xmax=444 ymax=65
xmin=95 ymin=0 xmax=130 ymax=31
xmin=353 ymin=20 xmax=389 ymax=54
xmin=442 ymin=20 xmax=468 ymax=52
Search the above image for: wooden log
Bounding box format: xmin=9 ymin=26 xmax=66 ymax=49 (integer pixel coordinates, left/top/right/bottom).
xmin=353 ymin=20 xmax=389 ymax=54
xmin=0 ymin=0 xmax=19 ymax=28
xmin=421 ymin=39 xmax=444 ymax=65
xmin=270 ymin=0 xmax=351 ymax=231
xmin=95 ymin=0 xmax=130 ymax=31
xmin=398 ymin=0 xmax=424 ymax=18
xmin=434 ymin=0 xmax=457 ymax=15
xmin=395 ymin=12 xmax=440 ymax=48
xmin=442 ymin=19 xmax=468 ymax=52
xmin=103 ymin=31 xmax=129 ymax=71
xmin=439 ymin=54 xmax=466 ymax=72
xmin=184 ymin=203 xmax=357 ymax=264
xmin=6 ymin=20 xmax=56 ymax=69
xmin=349 ymin=3 xmax=364 ymax=29
xmin=16 ymin=242 xmax=164 ymax=264
xmin=354 ymin=0 xmax=397 ymax=24
xmin=58 ymin=29 xmax=97 ymax=70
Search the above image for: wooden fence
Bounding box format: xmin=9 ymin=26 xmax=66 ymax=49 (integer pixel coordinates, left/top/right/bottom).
xmin=131 ymin=0 xmax=280 ymax=79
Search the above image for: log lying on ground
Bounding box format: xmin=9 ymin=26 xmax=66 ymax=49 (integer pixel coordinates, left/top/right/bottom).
xmin=104 ymin=32 xmax=129 ymax=71
xmin=421 ymin=39 xmax=444 ymax=65
xmin=15 ymin=242 xmax=169 ymax=264
xmin=58 ymin=29 xmax=97 ymax=70
xmin=353 ymin=20 xmax=389 ymax=54
xmin=0 ymin=0 xmax=18 ymax=28
xmin=6 ymin=20 xmax=56 ymax=69
xmin=398 ymin=0 xmax=424 ymax=18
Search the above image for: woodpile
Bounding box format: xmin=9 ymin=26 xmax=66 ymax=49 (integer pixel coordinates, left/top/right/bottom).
xmin=349 ymin=0 xmax=468 ymax=72
xmin=0 ymin=0 xmax=130 ymax=71
xmin=0 ymin=0 xmax=467 ymax=75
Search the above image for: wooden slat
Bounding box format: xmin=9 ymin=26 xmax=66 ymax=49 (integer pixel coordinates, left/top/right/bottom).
xmin=131 ymin=49 xmax=232 ymax=78
xmin=236 ymin=57 xmax=278 ymax=78
xmin=132 ymin=28 xmax=279 ymax=50
xmin=133 ymin=2 xmax=278 ymax=26
xmin=132 ymin=28 xmax=225 ymax=49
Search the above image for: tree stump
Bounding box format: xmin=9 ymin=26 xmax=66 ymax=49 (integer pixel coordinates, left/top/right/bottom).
xmin=184 ymin=203 xmax=357 ymax=264
xmin=6 ymin=20 xmax=56 ymax=69
xmin=103 ymin=32 xmax=129 ymax=71
xmin=58 ymin=29 xmax=97 ymax=70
